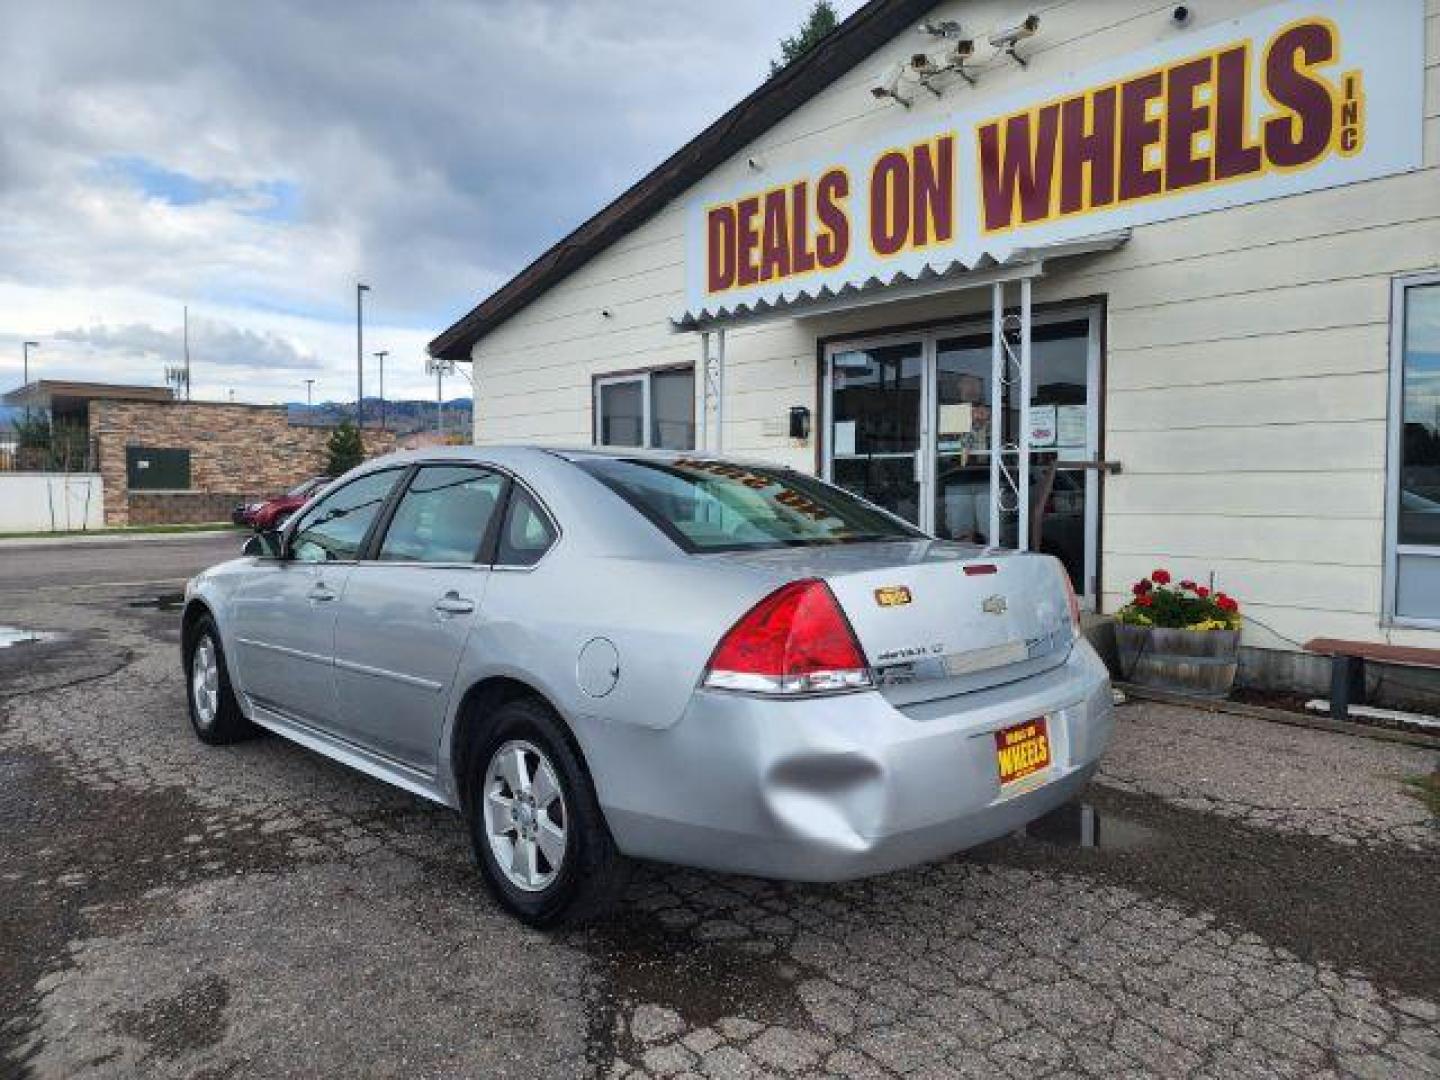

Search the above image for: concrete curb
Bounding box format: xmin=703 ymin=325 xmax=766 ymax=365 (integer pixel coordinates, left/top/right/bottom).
xmin=0 ymin=529 xmax=241 ymax=550
xmin=1117 ymin=682 xmax=1440 ymax=751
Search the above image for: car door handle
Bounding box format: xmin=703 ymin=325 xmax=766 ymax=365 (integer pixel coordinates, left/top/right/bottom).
xmin=434 ymin=593 xmax=475 ymax=615
xmin=307 ymin=585 xmax=337 ymax=603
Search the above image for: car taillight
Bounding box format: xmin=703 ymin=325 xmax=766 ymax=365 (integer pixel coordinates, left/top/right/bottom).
xmin=703 ymin=579 xmax=872 ymax=695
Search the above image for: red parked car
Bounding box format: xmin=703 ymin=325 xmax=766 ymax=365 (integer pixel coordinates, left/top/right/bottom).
xmin=232 ymin=476 xmax=330 ymax=531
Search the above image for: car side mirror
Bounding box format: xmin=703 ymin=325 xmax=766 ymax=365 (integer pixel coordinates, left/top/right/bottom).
xmin=242 ymin=530 xmax=285 ymax=559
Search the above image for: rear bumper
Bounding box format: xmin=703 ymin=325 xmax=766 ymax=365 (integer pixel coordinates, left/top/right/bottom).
xmin=595 ymin=640 xmax=1115 ymax=881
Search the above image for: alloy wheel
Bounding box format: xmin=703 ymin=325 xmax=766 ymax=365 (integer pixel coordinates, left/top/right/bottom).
xmin=191 ymin=636 xmax=220 ymax=729
xmin=482 ymin=739 xmax=568 ymax=892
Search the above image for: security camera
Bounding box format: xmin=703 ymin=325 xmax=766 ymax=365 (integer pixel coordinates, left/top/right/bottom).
xmin=869 ymin=63 xmax=912 ymax=107
xmin=988 ymin=14 xmax=1039 ymax=48
xmin=951 ymin=40 xmax=978 ymax=85
xmin=1171 ymin=5 xmax=1191 ymax=25
xmin=909 ymin=53 xmax=946 ymax=97
xmin=918 ymin=18 xmax=964 ymax=39
xmin=990 ymin=14 xmax=1039 ymax=67
xmin=746 ymin=156 xmax=763 ymax=171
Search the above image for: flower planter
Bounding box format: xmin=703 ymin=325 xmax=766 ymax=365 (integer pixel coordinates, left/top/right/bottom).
xmin=1114 ymin=623 xmax=1240 ymax=699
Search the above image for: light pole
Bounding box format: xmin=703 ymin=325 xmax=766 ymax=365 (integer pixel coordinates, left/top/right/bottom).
xmin=374 ymin=351 xmax=388 ymax=431
xmin=356 ymin=283 xmax=370 ymax=428
xmin=427 ymin=357 xmax=454 ymax=440
xmin=304 ymin=378 xmax=315 ymax=413
xmin=21 ymin=341 xmax=38 ymax=419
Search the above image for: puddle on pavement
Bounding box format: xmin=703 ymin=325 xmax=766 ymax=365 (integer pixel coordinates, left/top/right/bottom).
xmin=579 ymin=905 xmax=808 ymax=1069
xmin=126 ymin=593 xmax=185 ymax=613
xmin=0 ymin=626 xmax=65 ymax=649
xmin=982 ymin=783 xmax=1440 ymax=1002
xmin=0 ymin=749 xmax=305 ymax=1074
xmin=1024 ymin=801 xmax=1158 ymax=851
xmin=112 ymin=974 xmax=231 ymax=1063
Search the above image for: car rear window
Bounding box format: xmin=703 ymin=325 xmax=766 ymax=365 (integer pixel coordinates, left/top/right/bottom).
xmin=577 ymin=456 xmax=924 ymax=553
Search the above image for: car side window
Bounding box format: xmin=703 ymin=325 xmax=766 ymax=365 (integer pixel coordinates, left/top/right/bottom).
xmin=290 ymin=470 xmax=402 ymax=563
xmin=495 ymin=487 xmax=557 ymax=567
xmin=378 ymin=466 xmax=505 ymax=563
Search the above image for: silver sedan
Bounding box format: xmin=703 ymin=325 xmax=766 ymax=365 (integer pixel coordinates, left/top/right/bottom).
xmin=183 ymin=447 xmax=1114 ymax=925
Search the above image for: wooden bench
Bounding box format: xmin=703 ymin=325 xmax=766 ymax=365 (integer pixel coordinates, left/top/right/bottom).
xmin=1303 ymin=638 xmax=1440 ymax=721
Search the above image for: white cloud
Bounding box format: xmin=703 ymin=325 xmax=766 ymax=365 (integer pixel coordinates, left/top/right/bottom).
xmin=0 ymin=1 xmax=862 ymax=404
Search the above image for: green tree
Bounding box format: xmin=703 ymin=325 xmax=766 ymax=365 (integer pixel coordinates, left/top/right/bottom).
xmin=13 ymin=411 xmax=51 ymax=450
xmin=325 ymin=420 xmax=365 ymax=476
xmin=770 ymin=0 xmax=839 ymax=76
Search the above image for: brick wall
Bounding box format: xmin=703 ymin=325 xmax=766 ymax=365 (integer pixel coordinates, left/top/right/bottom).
xmin=127 ymin=492 xmax=253 ymax=526
xmin=90 ymin=401 xmax=395 ymax=526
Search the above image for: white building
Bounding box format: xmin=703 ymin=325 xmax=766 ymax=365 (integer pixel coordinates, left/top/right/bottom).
xmin=431 ymin=0 xmax=1440 ymax=685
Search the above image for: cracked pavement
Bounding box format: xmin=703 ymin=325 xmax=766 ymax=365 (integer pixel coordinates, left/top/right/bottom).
xmin=1 ymin=534 xmax=1437 ymax=1078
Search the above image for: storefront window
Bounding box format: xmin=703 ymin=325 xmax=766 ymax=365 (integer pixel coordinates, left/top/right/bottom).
xmin=1397 ymin=283 xmax=1440 ymax=544
xmin=595 ymin=368 xmax=694 ymax=450
xmin=825 ymin=312 xmax=1098 ymax=601
xmin=598 ymin=379 xmax=644 ymax=446
xmin=650 ymin=369 xmax=695 ymax=450
xmin=1387 ymin=274 xmax=1440 ymax=622
xmin=828 ymin=341 xmax=923 ymax=525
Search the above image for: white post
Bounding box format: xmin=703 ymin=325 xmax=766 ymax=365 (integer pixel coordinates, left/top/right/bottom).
xmin=989 ymin=283 xmax=1004 ymax=547
xmin=715 ymin=329 xmax=726 ymax=455
xmin=1018 ymin=276 xmax=1033 ymax=551
xmin=698 ymin=332 xmax=710 ymax=451
xmin=699 ymin=328 xmax=726 ymax=453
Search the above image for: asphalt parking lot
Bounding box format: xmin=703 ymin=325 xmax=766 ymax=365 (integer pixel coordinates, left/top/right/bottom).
xmin=1 ymin=534 xmax=1437 ymax=1079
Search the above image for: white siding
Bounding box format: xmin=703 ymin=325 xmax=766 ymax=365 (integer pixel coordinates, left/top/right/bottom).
xmin=471 ymin=0 xmax=1440 ymax=650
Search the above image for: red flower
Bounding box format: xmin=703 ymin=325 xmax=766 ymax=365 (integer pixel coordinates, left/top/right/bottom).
xmin=1133 ymin=578 xmax=1153 ymax=595
xmin=1151 ymin=569 xmax=1172 ymax=585
xmin=1179 ymin=580 xmax=1196 ymax=591
xmin=1135 ymin=594 xmax=1154 ymax=608
xmin=1217 ymin=595 xmax=1239 ymax=613
xmin=1195 ymin=586 xmax=1210 ymax=598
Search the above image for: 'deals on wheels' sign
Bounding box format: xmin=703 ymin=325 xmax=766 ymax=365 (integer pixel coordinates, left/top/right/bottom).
xmin=683 ymin=0 xmax=1425 ymax=317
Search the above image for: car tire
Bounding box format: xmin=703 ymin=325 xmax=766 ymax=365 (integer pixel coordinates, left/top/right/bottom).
xmin=467 ymin=696 xmax=629 ymax=927
xmin=184 ymin=615 xmax=257 ymax=745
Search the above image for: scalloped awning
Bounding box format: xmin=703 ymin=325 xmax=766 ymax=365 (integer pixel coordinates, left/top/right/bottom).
xmin=669 ymin=230 xmax=1131 ymax=333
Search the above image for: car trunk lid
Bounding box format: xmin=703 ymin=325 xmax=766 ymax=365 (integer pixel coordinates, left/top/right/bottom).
xmin=702 ymin=541 xmax=1074 ymax=706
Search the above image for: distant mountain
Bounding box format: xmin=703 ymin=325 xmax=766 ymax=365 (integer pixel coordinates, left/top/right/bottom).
xmin=286 ymin=397 xmax=473 ymax=435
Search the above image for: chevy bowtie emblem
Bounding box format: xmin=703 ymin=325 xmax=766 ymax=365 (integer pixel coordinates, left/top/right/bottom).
xmin=981 ymin=594 xmax=1008 ymax=615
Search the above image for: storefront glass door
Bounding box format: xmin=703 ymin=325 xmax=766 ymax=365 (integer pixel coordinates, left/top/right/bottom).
xmin=825 ymin=309 xmax=1100 ymax=604
xmin=827 ymin=339 xmax=925 ymax=526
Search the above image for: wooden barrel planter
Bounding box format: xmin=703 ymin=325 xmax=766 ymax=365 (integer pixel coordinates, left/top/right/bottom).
xmin=1114 ymin=624 xmax=1240 ymax=698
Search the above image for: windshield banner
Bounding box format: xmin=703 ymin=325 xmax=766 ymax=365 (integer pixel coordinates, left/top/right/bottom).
xmin=684 ymin=0 xmax=1425 ymax=317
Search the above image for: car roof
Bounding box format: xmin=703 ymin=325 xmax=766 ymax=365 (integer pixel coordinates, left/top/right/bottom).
xmin=346 ymin=444 xmax=792 ymax=472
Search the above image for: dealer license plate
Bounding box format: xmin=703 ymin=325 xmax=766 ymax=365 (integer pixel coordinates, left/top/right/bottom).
xmin=994 ymin=717 xmax=1051 ymax=787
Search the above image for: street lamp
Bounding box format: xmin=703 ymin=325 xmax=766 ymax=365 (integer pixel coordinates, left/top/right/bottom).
xmin=356 ymin=283 xmax=370 ymax=428
xmin=22 ymin=340 xmax=38 ymax=387
xmin=304 ymin=378 xmax=315 ymax=413
xmin=21 ymin=341 xmax=38 ymax=419
xmin=428 ymin=356 xmax=455 ymax=439
xmin=374 ymin=351 xmax=388 ymax=431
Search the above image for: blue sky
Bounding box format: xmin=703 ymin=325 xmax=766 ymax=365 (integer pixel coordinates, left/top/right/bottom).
xmin=100 ymin=157 xmax=302 ymax=224
xmin=0 ymin=0 xmax=860 ymax=404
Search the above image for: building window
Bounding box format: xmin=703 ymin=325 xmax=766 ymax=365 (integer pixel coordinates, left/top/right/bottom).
xmin=594 ymin=368 xmax=694 ymax=450
xmin=1386 ymin=272 xmax=1440 ymax=624
xmin=125 ymin=446 xmax=191 ymax=490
